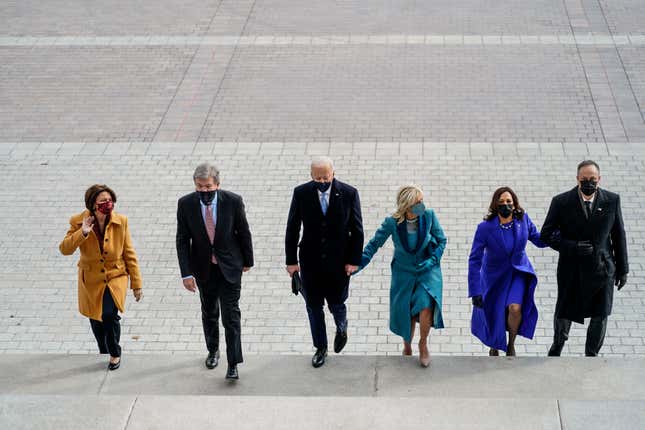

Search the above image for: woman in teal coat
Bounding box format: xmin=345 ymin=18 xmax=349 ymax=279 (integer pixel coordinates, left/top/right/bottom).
xmin=357 ymin=185 xmax=446 ymax=367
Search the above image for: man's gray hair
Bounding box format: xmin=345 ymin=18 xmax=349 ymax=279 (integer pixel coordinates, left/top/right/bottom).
xmin=310 ymin=156 xmax=334 ymax=170
xmin=193 ymin=162 xmax=220 ymax=184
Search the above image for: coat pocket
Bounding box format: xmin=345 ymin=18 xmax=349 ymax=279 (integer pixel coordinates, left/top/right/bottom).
xmin=78 ymin=268 xmax=86 ymax=286
xmin=600 ymin=254 xmax=615 ymax=277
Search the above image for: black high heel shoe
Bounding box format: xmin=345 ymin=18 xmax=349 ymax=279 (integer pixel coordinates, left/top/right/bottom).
xmin=108 ymin=357 xmax=121 ymax=371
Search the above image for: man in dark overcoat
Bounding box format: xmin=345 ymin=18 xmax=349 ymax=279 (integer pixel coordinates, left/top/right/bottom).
xmin=285 ymin=157 xmax=364 ymax=367
xmin=541 ymin=160 xmax=628 ymax=356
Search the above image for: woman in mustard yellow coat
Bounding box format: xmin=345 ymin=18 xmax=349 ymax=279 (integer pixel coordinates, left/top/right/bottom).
xmin=59 ymin=184 xmax=143 ymax=370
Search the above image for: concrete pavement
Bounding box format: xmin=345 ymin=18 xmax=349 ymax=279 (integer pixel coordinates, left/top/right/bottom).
xmin=1 ymin=354 xmax=644 ymax=429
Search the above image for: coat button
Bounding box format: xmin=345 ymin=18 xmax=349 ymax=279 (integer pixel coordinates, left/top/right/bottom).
xmin=104 ymin=239 xmax=109 ymax=242
xmin=322 ymin=254 xmax=327 ymax=259
xmin=100 ymin=259 xmax=104 ymax=263
xmin=100 ymin=269 xmax=105 ymax=273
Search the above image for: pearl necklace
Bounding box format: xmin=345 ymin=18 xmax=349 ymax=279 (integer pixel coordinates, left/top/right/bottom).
xmin=499 ymin=220 xmax=514 ymax=230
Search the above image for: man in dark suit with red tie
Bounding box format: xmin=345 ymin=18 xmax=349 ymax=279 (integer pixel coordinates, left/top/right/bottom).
xmin=176 ymin=163 xmax=253 ymax=379
xmin=285 ymin=157 xmax=364 ymax=368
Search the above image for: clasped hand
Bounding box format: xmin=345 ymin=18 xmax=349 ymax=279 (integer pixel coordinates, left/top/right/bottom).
xmin=471 ymin=295 xmax=483 ymax=308
xmin=576 ymin=240 xmax=594 ymax=256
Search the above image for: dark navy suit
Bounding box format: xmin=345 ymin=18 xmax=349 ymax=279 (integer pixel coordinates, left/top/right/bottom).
xmin=285 ymin=179 xmax=364 ymax=349
xmin=176 ymin=190 xmax=253 ymax=365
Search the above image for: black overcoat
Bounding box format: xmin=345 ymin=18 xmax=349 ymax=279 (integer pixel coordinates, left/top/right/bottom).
xmin=285 ymin=179 xmax=364 ymax=295
xmin=541 ymin=187 xmax=628 ymax=323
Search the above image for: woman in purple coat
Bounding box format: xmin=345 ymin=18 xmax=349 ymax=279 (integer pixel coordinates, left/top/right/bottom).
xmin=468 ymin=187 xmax=547 ymax=356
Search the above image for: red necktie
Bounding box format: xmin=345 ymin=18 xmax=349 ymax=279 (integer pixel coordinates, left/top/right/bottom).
xmin=205 ymin=205 xmax=217 ymax=264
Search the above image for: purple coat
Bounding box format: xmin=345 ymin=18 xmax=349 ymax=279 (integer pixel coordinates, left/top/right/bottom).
xmin=468 ymin=213 xmax=547 ymax=351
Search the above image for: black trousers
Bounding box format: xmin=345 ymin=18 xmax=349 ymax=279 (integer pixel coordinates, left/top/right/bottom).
xmin=301 ymin=271 xmax=349 ymax=350
xmin=197 ymin=264 xmax=243 ymax=365
xmin=553 ymin=315 xmax=607 ymax=357
xmin=89 ymin=288 xmax=121 ymax=357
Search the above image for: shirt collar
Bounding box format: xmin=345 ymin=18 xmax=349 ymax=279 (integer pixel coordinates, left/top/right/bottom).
xmin=578 ymin=188 xmax=595 ymax=203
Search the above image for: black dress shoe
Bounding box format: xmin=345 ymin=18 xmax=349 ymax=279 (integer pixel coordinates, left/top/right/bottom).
xmin=312 ymin=348 xmax=327 ymax=368
xmin=225 ymin=365 xmax=239 ymax=380
xmin=548 ymin=343 xmax=564 ymax=357
xmin=108 ymin=357 xmax=121 ymax=371
xmin=205 ymin=351 xmax=220 ymax=369
xmin=334 ymin=330 xmax=348 ymax=353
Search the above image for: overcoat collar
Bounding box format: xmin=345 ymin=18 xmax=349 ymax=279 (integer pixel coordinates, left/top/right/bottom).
xmin=567 ymin=186 xmax=605 ymax=223
xmin=488 ymin=216 xmax=521 ymax=257
xmin=78 ymin=209 xmax=123 ymax=225
xmin=397 ymin=211 xmax=428 ymax=254
xmin=311 ymin=178 xmax=341 ymax=217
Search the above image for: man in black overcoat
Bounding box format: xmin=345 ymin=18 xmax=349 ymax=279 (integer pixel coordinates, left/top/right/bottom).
xmin=541 ymin=160 xmax=628 ymax=356
xmin=285 ymin=157 xmax=364 ymax=367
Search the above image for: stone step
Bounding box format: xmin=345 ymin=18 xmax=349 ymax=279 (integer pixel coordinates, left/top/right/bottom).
xmin=1 ymin=354 xmax=644 ymax=398
xmin=3 ymin=394 xmax=644 ymax=430
xmin=1 ymin=354 xmax=644 ymax=429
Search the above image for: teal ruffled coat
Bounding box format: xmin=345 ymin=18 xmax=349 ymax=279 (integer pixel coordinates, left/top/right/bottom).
xmin=358 ymin=209 xmax=447 ymax=341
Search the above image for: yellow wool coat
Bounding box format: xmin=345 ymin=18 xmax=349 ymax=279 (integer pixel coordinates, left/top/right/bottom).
xmin=59 ymin=210 xmax=142 ymax=321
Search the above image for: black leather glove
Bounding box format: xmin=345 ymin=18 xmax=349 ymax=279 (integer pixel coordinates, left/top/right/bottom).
xmin=472 ymin=295 xmax=483 ymax=308
xmin=576 ymin=240 xmax=594 ymax=256
xmin=291 ymin=271 xmax=303 ymax=295
xmin=615 ymin=274 xmax=627 ymax=291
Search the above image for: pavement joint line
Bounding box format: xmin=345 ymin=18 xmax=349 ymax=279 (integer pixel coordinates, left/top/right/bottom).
xmin=152 ymin=0 xmax=229 ymax=143
xmin=1 ymin=142 xmax=644 ymax=157
xmin=123 ymin=396 xmax=138 ymax=430
xmin=2 ymin=34 xmax=645 ymax=47
xmin=595 ymin=0 xmax=645 ymax=127
xmin=196 ymin=0 xmax=259 ymax=142
xmin=97 ymin=367 xmax=109 ymax=395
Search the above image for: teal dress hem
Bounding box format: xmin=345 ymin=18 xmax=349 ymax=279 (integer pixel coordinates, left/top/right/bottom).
xmin=358 ymin=210 xmax=447 ymax=342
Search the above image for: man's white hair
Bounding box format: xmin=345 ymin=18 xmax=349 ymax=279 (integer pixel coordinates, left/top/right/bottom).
xmin=310 ymin=156 xmax=334 ymax=170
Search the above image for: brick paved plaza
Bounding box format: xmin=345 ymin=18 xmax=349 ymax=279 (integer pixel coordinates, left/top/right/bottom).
xmin=1 ymin=0 xmax=644 ymax=360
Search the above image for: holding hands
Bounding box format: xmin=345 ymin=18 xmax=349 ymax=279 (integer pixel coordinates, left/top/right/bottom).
xmin=345 ymin=264 xmax=358 ymax=277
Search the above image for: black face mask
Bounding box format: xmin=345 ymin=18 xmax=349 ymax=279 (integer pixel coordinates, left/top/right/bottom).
xmin=497 ymin=204 xmax=513 ymax=218
xmin=580 ymin=179 xmax=597 ymax=197
xmin=314 ymin=181 xmax=332 ymax=193
xmin=198 ymin=190 xmax=216 ymax=205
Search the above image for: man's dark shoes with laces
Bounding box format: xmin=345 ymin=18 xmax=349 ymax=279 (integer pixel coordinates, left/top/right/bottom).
xmin=225 ymin=365 xmax=239 ymax=380
xmin=205 ymin=351 xmax=220 ymax=369
xmin=312 ymin=348 xmax=327 ymax=368
xmin=548 ymin=343 xmax=564 ymax=357
xmin=334 ymin=330 xmax=348 ymax=353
